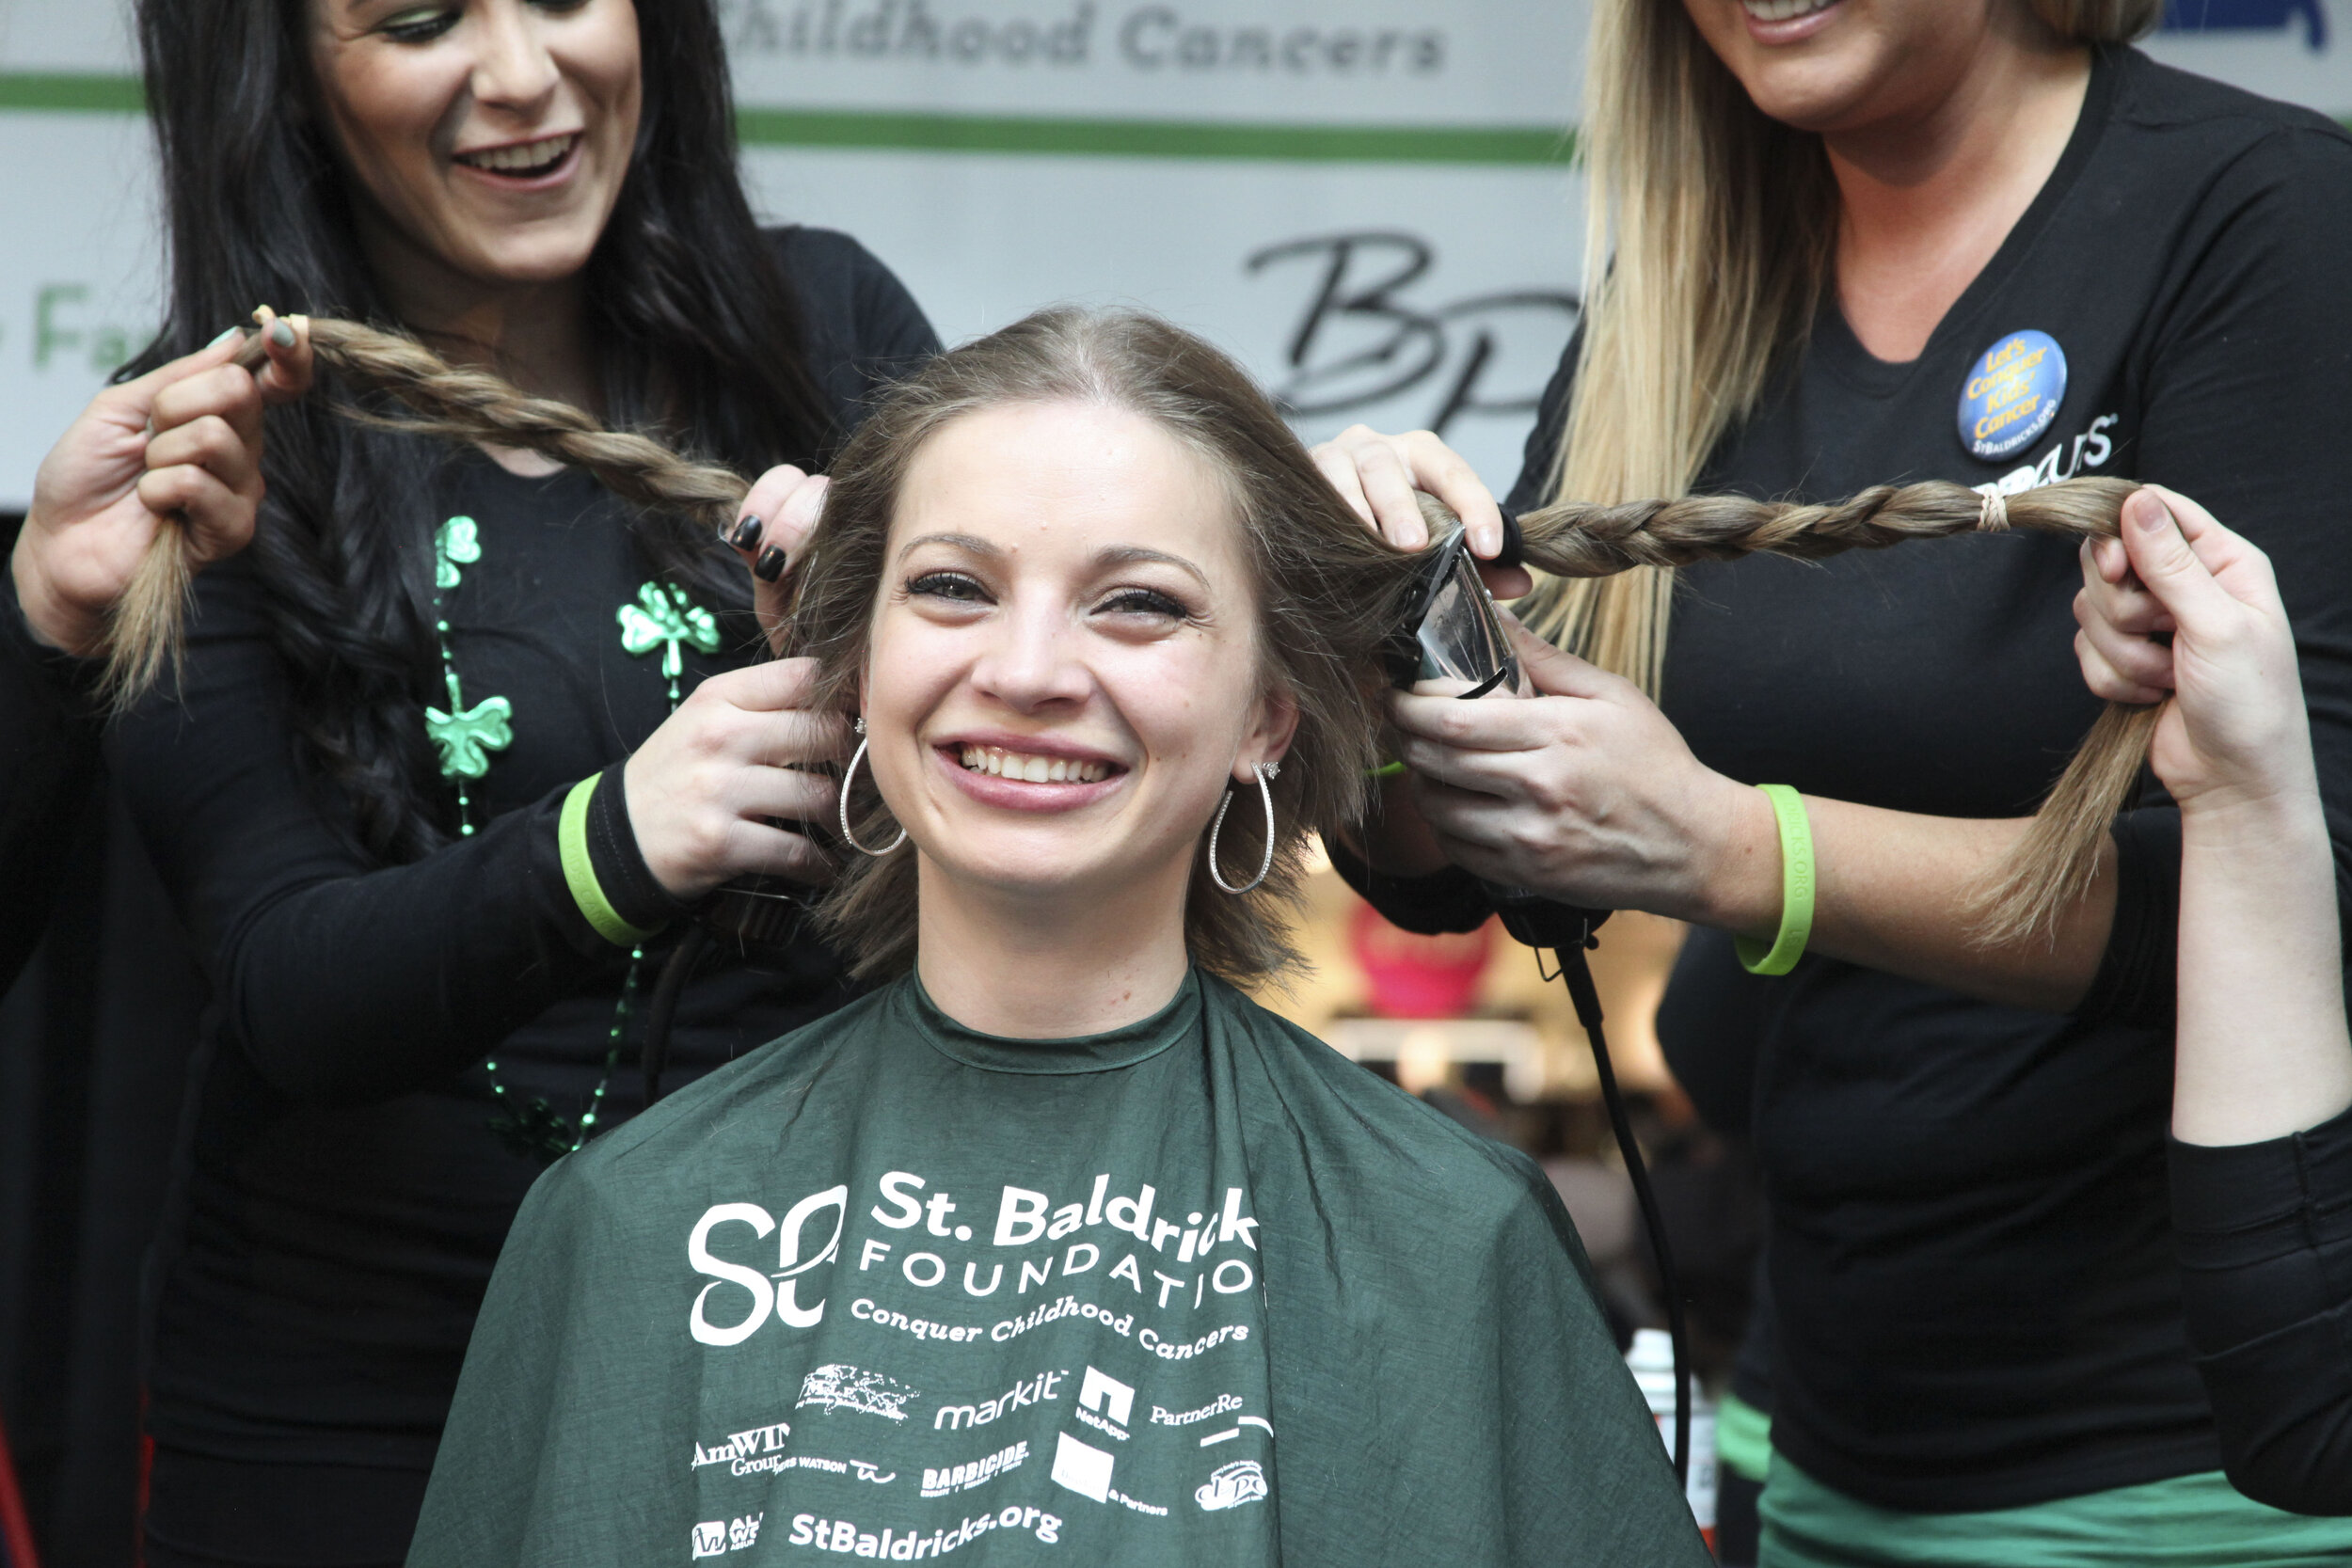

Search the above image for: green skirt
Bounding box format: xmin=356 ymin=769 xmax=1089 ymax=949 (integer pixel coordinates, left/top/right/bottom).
xmin=1761 ymin=1453 xmax=2352 ymax=1568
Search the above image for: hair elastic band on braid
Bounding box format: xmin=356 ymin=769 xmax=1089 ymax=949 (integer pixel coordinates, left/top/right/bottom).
xmin=1978 ymin=489 xmax=2010 ymax=533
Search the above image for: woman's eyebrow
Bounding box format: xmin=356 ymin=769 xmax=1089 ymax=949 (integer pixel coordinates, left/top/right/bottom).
xmin=1094 ymin=546 xmax=1210 ymax=590
xmin=896 ymin=532 xmax=999 ymax=562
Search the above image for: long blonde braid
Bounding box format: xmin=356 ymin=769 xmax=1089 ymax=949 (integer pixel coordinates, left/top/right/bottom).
xmin=103 ymin=314 xmax=2156 ymax=949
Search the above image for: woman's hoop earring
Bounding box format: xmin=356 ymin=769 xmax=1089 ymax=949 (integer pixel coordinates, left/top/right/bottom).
xmin=1207 ymin=761 xmax=1279 ymax=895
xmin=838 ymin=718 xmax=909 ymax=857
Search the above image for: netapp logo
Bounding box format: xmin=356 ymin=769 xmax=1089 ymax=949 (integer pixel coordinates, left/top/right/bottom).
xmin=1071 ymin=1365 xmax=1132 ymax=1441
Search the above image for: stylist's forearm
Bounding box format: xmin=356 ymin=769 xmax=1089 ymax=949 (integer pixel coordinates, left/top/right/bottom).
xmin=2171 ymin=792 xmax=2352 ymax=1146
xmin=1696 ymin=796 xmax=2115 ymax=1014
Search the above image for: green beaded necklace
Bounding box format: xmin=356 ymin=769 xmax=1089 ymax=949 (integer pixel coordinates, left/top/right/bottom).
xmin=427 ymin=515 xmax=720 ymax=1164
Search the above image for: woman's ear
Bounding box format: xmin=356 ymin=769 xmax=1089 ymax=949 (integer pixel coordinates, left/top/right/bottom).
xmin=1236 ymin=688 xmax=1301 ymax=782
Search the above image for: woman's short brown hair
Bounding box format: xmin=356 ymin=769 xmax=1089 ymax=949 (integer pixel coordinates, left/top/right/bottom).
xmin=785 ymin=307 xmax=1419 ymax=984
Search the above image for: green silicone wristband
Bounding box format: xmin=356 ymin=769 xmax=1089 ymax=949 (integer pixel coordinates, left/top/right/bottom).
xmin=560 ymin=774 xmax=660 ymax=949
xmin=1734 ymin=784 xmax=1814 ymax=976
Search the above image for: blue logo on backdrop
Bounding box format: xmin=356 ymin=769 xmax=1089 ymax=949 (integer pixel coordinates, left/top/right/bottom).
xmin=2161 ymin=1 xmax=2327 ymax=53
xmin=1959 ymin=331 xmax=2067 ymax=462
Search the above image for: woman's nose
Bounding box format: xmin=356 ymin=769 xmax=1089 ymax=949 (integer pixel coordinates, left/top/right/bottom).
xmin=969 ymin=607 xmax=1091 ymax=714
xmin=469 ymin=0 xmax=562 ymax=114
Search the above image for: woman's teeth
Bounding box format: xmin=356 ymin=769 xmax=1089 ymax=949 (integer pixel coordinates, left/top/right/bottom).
xmin=1740 ymin=0 xmax=1836 ymax=20
xmin=960 ymin=746 xmax=1111 ymax=784
xmin=454 ymin=134 xmax=578 ymax=175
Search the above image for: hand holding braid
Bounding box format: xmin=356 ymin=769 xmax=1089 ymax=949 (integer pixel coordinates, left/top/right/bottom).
xmin=1438 ymin=478 xmax=2161 ymax=946
xmin=102 ymin=315 xmax=755 ymax=709
xmin=100 ymin=312 xmax=2154 ymax=945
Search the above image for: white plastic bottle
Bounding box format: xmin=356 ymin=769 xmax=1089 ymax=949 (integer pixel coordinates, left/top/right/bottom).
xmin=1626 ymin=1327 xmax=1718 ymax=1545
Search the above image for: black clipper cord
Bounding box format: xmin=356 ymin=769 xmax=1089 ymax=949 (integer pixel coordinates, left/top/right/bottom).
xmin=1482 ymin=890 xmax=1692 ymax=1490
xmin=1464 ymin=514 xmax=1693 ymax=1489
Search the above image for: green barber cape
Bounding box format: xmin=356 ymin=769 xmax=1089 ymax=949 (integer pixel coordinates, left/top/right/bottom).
xmin=408 ymin=971 xmax=1708 ymax=1567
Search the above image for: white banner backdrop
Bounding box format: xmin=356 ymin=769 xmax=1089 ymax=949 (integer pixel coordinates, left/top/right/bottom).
xmin=0 ymin=1 xmax=2345 ymax=509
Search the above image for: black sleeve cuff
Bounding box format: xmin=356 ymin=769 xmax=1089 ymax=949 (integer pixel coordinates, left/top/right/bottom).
xmin=1 ymin=562 xmax=107 ymax=717
xmin=2172 ymin=1099 xmax=2352 ymax=1257
xmin=2075 ymin=805 xmax=2182 ymax=1029
xmin=2170 ymin=1100 xmax=2352 ymax=1355
xmin=1325 ymin=835 xmax=1495 ymax=935
xmin=2169 ymin=1102 xmax=2352 ymax=1513
xmin=584 ymin=762 xmax=694 ymax=936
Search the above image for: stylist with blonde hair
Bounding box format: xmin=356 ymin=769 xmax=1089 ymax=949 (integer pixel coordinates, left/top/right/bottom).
xmin=1326 ymin=0 xmax=2352 ymax=1561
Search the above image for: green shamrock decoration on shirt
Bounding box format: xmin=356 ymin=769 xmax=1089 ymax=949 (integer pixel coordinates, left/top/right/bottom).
xmin=425 ymin=515 xmax=513 ymax=784
xmin=435 ymin=515 xmax=481 ymax=590
xmin=425 ymin=669 xmax=515 ymax=781
xmin=617 ymin=580 xmax=721 ymax=702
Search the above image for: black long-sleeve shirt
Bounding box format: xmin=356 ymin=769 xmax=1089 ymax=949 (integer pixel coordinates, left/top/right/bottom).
xmin=0 ymin=539 xmax=104 ymax=991
xmin=106 ymin=228 xmax=939 ymax=1479
xmin=1344 ymin=48 xmax=2352 ymax=1513
xmin=2170 ymin=1109 xmax=2352 ymax=1513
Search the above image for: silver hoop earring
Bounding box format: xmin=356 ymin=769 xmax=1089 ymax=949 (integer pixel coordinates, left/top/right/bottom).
xmin=1206 ymin=761 xmax=1279 ymax=895
xmin=838 ymin=718 xmax=909 ymax=856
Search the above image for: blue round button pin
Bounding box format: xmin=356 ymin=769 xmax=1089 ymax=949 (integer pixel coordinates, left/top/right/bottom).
xmin=1958 ymin=330 xmax=2066 ymax=462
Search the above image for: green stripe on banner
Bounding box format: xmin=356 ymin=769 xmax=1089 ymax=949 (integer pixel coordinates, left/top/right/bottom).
xmin=0 ymin=73 xmax=1572 ymax=164
xmin=734 ymin=108 xmax=1576 ymax=164
xmin=0 ymin=72 xmax=144 ymax=113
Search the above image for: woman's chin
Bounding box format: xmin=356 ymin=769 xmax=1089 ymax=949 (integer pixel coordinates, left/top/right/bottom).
xmin=919 ymin=844 xmax=1148 ymax=909
xmin=436 ymin=214 xmax=607 ymax=290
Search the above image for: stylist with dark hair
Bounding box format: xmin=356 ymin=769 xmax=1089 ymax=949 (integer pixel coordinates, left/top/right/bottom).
xmin=1325 ymin=0 xmax=2352 ymax=1560
xmin=92 ymin=3 xmax=936 ymax=1563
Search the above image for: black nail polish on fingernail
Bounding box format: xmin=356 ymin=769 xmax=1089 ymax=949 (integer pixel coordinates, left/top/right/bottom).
xmin=755 ymin=546 xmax=787 ymax=582
xmin=730 ymin=515 xmax=763 ymax=549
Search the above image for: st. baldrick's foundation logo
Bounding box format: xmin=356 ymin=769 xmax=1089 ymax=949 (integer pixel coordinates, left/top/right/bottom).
xmin=688 ymin=1186 xmax=850 ymax=1346
xmin=687 ymin=1169 xmax=1261 ymax=1347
